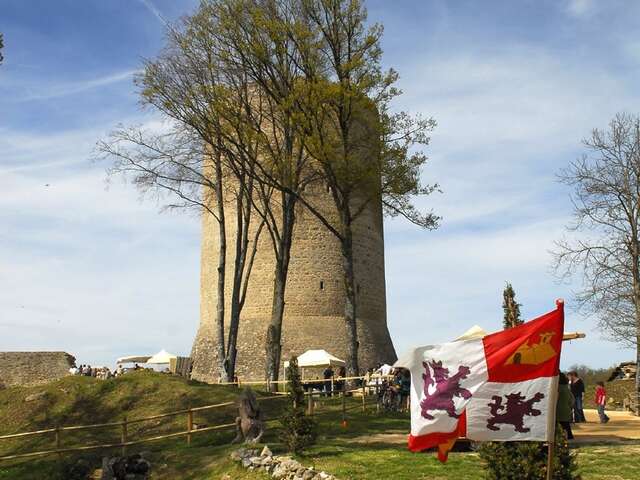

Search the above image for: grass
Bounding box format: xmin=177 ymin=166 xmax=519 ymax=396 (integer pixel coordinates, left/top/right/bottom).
xmin=0 ymin=373 xmax=639 ymax=479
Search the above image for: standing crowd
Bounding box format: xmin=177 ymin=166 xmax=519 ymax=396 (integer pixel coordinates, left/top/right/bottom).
xmin=556 ymin=370 xmax=610 ymax=441
xmin=69 ymin=364 xmax=126 ymax=380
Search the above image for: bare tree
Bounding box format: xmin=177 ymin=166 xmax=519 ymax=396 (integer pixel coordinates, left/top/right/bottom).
xmin=98 ymin=11 xmax=268 ymax=382
xmin=553 ymin=112 xmax=640 ymax=409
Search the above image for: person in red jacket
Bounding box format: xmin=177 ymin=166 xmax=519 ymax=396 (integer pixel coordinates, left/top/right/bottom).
xmin=595 ymin=381 xmax=610 ymax=424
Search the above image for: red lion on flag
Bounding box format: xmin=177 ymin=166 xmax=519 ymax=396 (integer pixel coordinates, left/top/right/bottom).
xmin=420 ymin=360 xmax=472 ymax=420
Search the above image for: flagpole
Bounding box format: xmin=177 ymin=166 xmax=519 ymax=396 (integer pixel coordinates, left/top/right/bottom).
xmin=546 ymin=299 xmax=564 ymax=480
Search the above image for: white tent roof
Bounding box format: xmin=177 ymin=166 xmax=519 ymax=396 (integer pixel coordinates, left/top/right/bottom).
xmin=117 ymin=355 xmax=152 ymax=364
xmin=146 ymin=349 xmax=177 ymax=364
xmin=285 ymin=349 xmax=345 ymax=368
xmin=455 ymin=325 xmax=488 ymax=341
xmin=394 ymin=325 xmax=490 ymax=369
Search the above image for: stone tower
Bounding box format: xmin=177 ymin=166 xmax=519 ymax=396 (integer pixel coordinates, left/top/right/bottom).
xmin=191 ymin=182 xmax=397 ymax=382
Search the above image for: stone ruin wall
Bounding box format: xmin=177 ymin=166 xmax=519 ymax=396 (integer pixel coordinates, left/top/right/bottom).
xmin=191 ymin=181 xmax=397 ymax=382
xmin=0 ymin=352 xmax=75 ymax=388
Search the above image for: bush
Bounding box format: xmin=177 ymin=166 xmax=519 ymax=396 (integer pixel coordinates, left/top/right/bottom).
xmin=478 ymin=426 xmax=579 ymax=480
xmin=279 ymin=357 xmax=317 ymax=454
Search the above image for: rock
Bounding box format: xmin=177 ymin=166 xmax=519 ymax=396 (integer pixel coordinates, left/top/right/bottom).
xmin=233 ymin=444 xmax=337 ymax=480
xmin=25 ymin=391 xmax=47 ymax=402
xmin=303 ymin=470 xmax=317 ymax=480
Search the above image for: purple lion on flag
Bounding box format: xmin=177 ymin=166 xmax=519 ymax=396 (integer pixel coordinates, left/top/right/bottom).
xmin=420 ymin=360 xmax=472 ymax=420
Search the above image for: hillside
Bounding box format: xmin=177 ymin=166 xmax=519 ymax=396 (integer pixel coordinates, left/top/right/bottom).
xmin=0 ymin=371 xmax=285 ymax=479
xmin=1 ymin=372 xmax=639 ymax=480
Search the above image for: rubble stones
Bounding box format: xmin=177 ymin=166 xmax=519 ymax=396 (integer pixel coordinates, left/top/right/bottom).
xmin=230 ymin=446 xmax=337 ymax=480
xmin=100 ymin=453 xmax=151 ymax=480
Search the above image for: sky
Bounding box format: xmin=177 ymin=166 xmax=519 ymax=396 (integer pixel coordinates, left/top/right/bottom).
xmin=1 ymin=0 xmax=639 ymax=371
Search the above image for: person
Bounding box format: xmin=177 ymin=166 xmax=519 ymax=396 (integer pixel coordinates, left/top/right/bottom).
xmin=335 ymin=366 xmax=346 ymax=395
xmin=568 ymin=370 xmax=586 ymax=423
xmin=323 ymin=365 xmax=334 ymax=397
xmin=69 ymin=365 xmax=78 ymax=375
xmin=556 ymin=372 xmax=575 ymax=440
xmin=595 ymin=381 xmax=610 ymax=423
xmin=399 ymin=369 xmax=411 ymax=412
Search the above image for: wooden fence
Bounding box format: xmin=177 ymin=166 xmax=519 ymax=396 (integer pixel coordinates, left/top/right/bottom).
xmin=623 ymin=392 xmax=639 ymax=415
xmin=0 ymin=375 xmax=389 ymax=462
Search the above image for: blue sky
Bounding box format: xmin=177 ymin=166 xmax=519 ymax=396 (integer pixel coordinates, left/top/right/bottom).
xmin=1 ymin=0 xmax=639 ymax=370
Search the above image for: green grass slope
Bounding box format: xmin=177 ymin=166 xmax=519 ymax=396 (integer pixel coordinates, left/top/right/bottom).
xmin=1 ymin=372 xmax=640 ymax=479
xmin=0 ymin=371 xmax=282 ymax=479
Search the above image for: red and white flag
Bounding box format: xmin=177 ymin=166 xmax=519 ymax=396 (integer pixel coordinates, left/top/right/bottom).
xmin=396 ymin=300 xmax=564 ymax=461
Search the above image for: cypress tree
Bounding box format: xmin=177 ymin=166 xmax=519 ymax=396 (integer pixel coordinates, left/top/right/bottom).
xmin=479 ymin=284 xmax=579 ymax=479
xmin=279 ymin=356 xmax=317 ymax=453
xmin=503 ymin=283 xmax=523 ymax=330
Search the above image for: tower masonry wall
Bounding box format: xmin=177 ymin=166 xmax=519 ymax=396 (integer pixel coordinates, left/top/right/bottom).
xmin=191 ymin=182 xmax=396 ymax=382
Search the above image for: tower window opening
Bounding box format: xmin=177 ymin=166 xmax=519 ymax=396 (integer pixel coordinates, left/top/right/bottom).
xmin=357 ymin=284 xmax=361 ymax=294
xmin=320 ymin=280 xmax=324 ymax=290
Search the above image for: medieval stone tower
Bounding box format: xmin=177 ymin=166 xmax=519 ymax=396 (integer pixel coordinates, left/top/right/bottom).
xmin=191 ymin=181 xmax=397 ymax=382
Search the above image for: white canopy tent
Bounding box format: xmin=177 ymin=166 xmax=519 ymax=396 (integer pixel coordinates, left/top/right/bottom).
xmin=284 ymin=349 xmax=345 ymax=369
xmin=146 ymin=349 xmax=177 ymax=364
xmin=116 ymin=355 xmax=152 ymax=364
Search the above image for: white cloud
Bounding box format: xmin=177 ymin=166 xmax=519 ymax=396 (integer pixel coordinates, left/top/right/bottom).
xmin=0 ymin=123 xmax=201 ymax=366
xmin=4 ymin=69 xmax=140 ymax=103
xmin=381 ymin=43 xmax=640 ymax=368
xmin=566 ymin=0 xmax=596 ymax=17
xmin=137 ymin=0 xmax=168 ymax=26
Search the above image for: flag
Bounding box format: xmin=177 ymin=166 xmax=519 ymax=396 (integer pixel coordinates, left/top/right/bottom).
xmin=396 ymin=300 xmax=564 ymax=462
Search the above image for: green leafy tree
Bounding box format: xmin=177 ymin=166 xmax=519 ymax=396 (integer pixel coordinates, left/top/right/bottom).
xmin=279 ymin=356 xmax=317 ymax=453
xmin=0 ymin=33 xmax=4 ymax=65
xmin=479 ymin=284 xmax=579 ymax=479
xmin=285 ymin=0 xmax=439 ymax=376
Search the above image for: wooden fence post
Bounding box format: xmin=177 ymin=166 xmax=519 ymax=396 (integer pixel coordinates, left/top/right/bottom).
xmin=307 ymin=392 xmax=313 ymax=416
xmin=121 ymin=417 xmax=128 ymax=457
xmin=341 ymin=380 xmax=347 ymax=427
xmin=55 ymin=424 xmax=62 ymax=460
xmin=187 ymin=409 xmax=193 ymax=446
xmin=362 ymin=382 xmax=366 ymax=412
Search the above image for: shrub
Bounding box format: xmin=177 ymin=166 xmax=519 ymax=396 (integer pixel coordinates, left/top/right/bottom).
xmin=478 ymin=425 xmax=579 ymax=479
xmin=279 ymin=356 xmax=317 ymax=453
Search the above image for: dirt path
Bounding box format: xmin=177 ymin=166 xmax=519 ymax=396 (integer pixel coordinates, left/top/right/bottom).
xmin=350 ymin=409 xmax=640 ymax=446
xmin=571 ymin=409 xmax=640 ymax=444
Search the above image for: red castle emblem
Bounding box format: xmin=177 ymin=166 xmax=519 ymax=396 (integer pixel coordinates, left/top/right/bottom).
xmin=420 ymin=360 xmax=472 ymax=420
